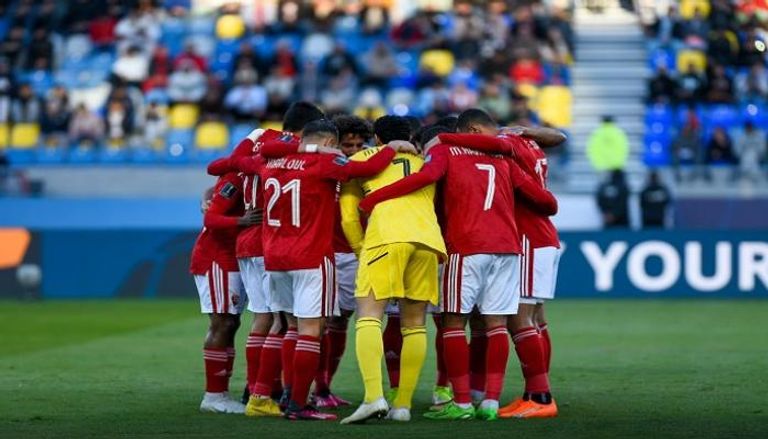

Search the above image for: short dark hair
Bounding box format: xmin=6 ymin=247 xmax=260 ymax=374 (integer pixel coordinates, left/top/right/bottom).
xmin=456 ymin=109 xmax=496 ymax=132
xmin=332 ymin=114 xmax=373 ymax=141
xmin=404 ymin=115 xmax=422 ymax=137
xmin=374 ymin=115 xmax=412 ymax=144
xmin=283 ymin=101 xmax=325 ymax=133
xmin=421 ymin=125 xmax=451 ymax=146
xmin=301 ymin=119 xmax=339 ymax=142
xmin=434 ymin=116 xmax=458 ymax=132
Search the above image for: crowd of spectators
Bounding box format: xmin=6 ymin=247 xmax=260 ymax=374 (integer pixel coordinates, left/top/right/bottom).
xmin=645 ymin=0 xmax=768 ymax=182
xmin=0 ymin=0 xmax=573 ymax=159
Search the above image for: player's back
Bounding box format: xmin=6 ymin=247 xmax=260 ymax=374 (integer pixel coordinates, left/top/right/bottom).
xmin=436 ymin=145 xmax=520 ymax=255
xmin=260 ymin=153 xmax=338 ymax=271
xmin=349 ymin=147 xmax=445 ymax=256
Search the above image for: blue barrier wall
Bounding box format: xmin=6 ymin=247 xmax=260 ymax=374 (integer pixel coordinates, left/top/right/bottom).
xmin=1 ymin=229 xmax=766 ymax=299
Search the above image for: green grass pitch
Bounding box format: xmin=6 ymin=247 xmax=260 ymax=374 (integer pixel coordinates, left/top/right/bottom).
xmin=1 ymin=300 xmax=766 ymax=438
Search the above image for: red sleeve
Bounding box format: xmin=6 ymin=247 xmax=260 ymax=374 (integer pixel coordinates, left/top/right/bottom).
xmin=509 ymin=160 xmax=558 ymax=216
xmin=259 ymin=139 xmax=300 ymax=158
xmin=233 ymin=156 xmax=264 ymax=174
xmin=207 ymin=157 xmax=232 ymax=176
xmin=437 ymin=133 xmax=514 ymax=155
xmin=324 ymin=147 xmax=396 ymax=181
xmin=358 ymin=148 xmax=448 ymax=214
xmin=203 ymin=177 xmax=241 ymax=229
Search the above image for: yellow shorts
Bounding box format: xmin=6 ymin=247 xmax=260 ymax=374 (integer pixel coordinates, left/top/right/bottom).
xmin=355 ymin=242 xmax=439 ymax=305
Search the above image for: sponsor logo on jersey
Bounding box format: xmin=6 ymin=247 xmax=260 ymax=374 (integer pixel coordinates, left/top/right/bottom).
xmin=219 ymin=182 xmax=237 ymax=198
xmin=279 ymin=133 xmax=294 ymax=143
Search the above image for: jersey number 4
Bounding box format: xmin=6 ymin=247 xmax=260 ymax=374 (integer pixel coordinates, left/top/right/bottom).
xmin=475 ymin=163 xmax=496 ymax=211
xmin=265 ymin=178 xmax=301 ymax=227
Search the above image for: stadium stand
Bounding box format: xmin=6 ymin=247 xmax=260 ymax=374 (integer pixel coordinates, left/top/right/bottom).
xmin=644 ymin=0 xmax=768 ymax=181
xmin=0 ymin=0 xmax=573 ymax=165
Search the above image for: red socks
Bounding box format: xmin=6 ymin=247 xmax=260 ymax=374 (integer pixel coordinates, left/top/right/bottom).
xmin=433 ymin=314 xmax=449 ymax=387
xmin=245 ymin=333 xmax=266 ymax=394
xmin=326 ymin=326 xmax=347 ymax=384
xmin=314 ymin=334 xmax=331 ymax=394
xmin=383 ymin=315 xmax=402 ymax=388
xmin=291 ymin=335 xmax=321 ymax=406
xmin=484 ymin=326 xmax=509 ymax=401
xmin=512 ymin=327 xmax=550 ymax=393
xmin=282 ymin=328 xmax=298 ymax=390
xmin=252 ymin=333 xmax=283 ymax=396
xmin=538 ymin=322 xmax=551 ymax=372
xmin=442 ymin=328 xmax=471 ymax=404
xmin=203 ymin=348 xmax=229 ymax=393
xmin=225 ymin=347 xmax=236 ymax=391
xmin=469 ymin=329 xmax=487 ymax=392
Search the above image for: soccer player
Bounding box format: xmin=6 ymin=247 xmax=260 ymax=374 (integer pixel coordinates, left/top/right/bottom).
xmin=358 ymin=125 xmax=558 ymax=421
xmin=438 ymin=109 xmax=564 ymax=418
xmin=191 ymin=168 xmax=261 ymax=414
xmin=259 ymin=119 xmax=410 ymax=421
xmin=312 ymin=114 xmax=374 ymax=408
xmin=339 ymin=115 xmax=446 ymax=424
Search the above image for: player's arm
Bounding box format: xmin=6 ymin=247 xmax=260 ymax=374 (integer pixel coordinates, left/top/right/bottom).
xmin=509 ymin=160 xmax=558 ymax=216
xmin=207 ymin=157 xmax=232 ymax=176
xmin=327 ymin=147 xmax=397 ymax=181
xmin=207 ymin=129 xmax=264 ymax=175
xmin=358 ymin=149 xmax=448 ymax=214
xmin=339 ymin=181 xmax=365 ymax=256
xmin=204 ymin=180 xmax=260 ymax=228
xmin=437 ymin=133 xmax=516 ymax=156
xmin=501 ymin=125 xmax=567 ymax=148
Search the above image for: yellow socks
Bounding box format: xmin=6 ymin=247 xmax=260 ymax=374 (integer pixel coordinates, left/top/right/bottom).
xmin=393 ymin=326 xmax=427 ymax=409
xmin=355 ymin=317 xmax=384 ymax=403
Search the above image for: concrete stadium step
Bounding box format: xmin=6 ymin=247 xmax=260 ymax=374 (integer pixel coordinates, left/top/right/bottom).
xmin=576 ymin=48 xmax=647 ymax=63
xmin=573 ymin=65 xmax=649 ymax=79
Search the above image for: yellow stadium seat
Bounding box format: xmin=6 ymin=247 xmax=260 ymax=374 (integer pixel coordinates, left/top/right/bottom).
xmin=195 ymin=121 xmax=230 ymax=150
xmin=169 ymin=104 xmax=200 ymax=129
xmin=677 ymin=50 xmax=707 ymax=73
xmin=0 ymin=123 xmax=9 ymax=148
xmin=353 ymin=106 xmax=386 ymax=122
xmin=516 ymin=83 xmax=540 ymax=112
xmin=680 ymin=0 xmax=710 ymax=19
xmin=419 ymin=49 xmax=455 ymax=77
xmin=260 ymin=121 xmax=283 ymax=132
xmin=216 ymin=14 xmax=246 ymax=40
xmin=537 ymin=86 xmax=572 ymax=128
xmin=10 ymin=123 xmax=41 ymax=149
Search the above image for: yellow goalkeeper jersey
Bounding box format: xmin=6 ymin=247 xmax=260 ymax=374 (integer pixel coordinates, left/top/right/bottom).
xmin=339 ymin=147 xmax=446 ymax=259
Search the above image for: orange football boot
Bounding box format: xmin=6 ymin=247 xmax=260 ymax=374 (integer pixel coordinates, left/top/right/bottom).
xmin=499 ymin=399 xmax=558 ymax=419
xmin=497 ymin=398 xmax=525 ymax=417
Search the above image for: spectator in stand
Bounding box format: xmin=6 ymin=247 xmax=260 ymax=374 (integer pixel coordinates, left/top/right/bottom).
xmin=681 ymin=8 xmax=710 ymax=44
xmin=484 ymin=1 xmax=512 ymax=53
xmin=735 ymin=62 xmax=768 ymax=102
xmin=362 ymin=42 xmax=399 ymax=89
xmin=263 ymin=65 xmax=295 ymax=120
xmin=11 ymin=84 xmax=41 ymax=124
xmin=732 ymin=120 xmax=767 ymax=181
xmin=300 ymin=31 xmax=335 ymax=63
xmin=41 ymin=86 xmax=71 ymax=145
xmin=540 ymin=28 xmax=572 ymax=67
xmin=115 ymin=8 xmax=161 ymax=55
xmin=706 ymin=126 xmax=736 ymax=164
xmin=168 ymin=60 xmax=207 ymax=103
xmin=639 ymin=171 xmax=672 ymax=228
xmin=144 ymin=101 xmax=167 ymax=148
xmin=510 ymin=57 xmax=544 ymax=85
xmin=480 ymin=50 xmax=512 ymax=78
xmin=709 ymin=0 xmax=735 ymax=30
xmin=105 ymin=100 xmax=131 ymax=145
xmin=509 ymin=92 xmax=539 ymax=126
xmin=390 ymin=11 xmax=434 ymax=48
xmin=587 ymin=115 xmax=630 ymax=172
xmin=706 ymin=64 xmax=734 ymax=103
xmin=738 ymin=29 xmax=765 ymax=67
xmin=671 ymin=115 xmax=705 ymax=182
xmin=233 ymin=41 xmax=266 ymax=78
xmin=320 ymin=70 xmax=357 ymax=113
xmin=707 ymin=29 xmax=738 ymax=67
xmin=199 ymin=74 xmax=225 ymax=120
xmin=596 ymin=169 xmax=630 ymax=229
xmin=451 ymin=1 xmax=484 ymax=60
xmin=149 ymin=46 xmax=173 ymax=78
xmin=508 ymin=22 xmax=540 ymax=60
xmin=320 ymin=43 xmax=359 ymax=80
xmin=224 ymin=68 xmax=267 ymax=122
xmin=35 ymin=0 xmax=59 ymax=31
xmin=270 ymin=40 xmax=299 ymax=78
xmin=174 ymin=43 xmax=208 ymax=73
xmin=360 ymin=2 xmax=389 ymax=35
xmin=648 ymin=66 xmax=676 ymax=103
xmin=654 ymin=5 xmax=683 ymax=43
xmin=25 ymin=27 xmax=54 ymax=70
xmin=112 ymin=46 xmax=150 ymax=87
xmin=0 ymin=25 xmax=26 ymax=67
xmin=448 ymin=82 xmax=478 ymax=112
xmin=478 ymin=82 xmax=511 ymax=123
xmin=89 ymin=5 xmax=120 ymax=49
xmin=69 ymin=103 xmax=105 ymax=146
xmin=676 ymin=62 xmax=706 ymax=104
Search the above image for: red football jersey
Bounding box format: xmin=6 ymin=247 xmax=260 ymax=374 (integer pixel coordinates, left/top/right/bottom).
xmin=260 ymin=148 xmax=395 ymax=271
xmin=235 ymin=164 xmax=265 ymax=258
xmin=333 ymin=201 xmax=354 ymax=254
xmin=190 ymin=172 xmax=245 ymax=274
xmin=439 ymin=133 xmax=560 ymax=249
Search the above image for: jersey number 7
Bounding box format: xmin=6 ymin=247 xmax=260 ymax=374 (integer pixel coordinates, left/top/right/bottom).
xmin=475 ymin=163 xmax=496 ymax=211
xmin=392 ymin=158 xmax=411 ymax=177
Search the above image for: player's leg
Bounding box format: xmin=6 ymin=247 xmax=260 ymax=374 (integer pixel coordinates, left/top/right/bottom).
xmin=240 ymin=257 xmax=272 ymax=402
xmin=535 ymin=304 xmax=551 ymax=371
xmin=281 ymin=313 xmax=299 ymax=408
xmin=475 ymin=254 xmax=518 ymax=420
xmin=285 ymin=258 xmax=338 ymax=421
xmin=197 ymin=268 xmax=246 ymax=414
xmin=382 ymin=309 xmax=402 ymax=394
xmin=431 ymin=311 xmax=452 ymax=406
xmin=468 ymin=309 xmax=487 ymax=404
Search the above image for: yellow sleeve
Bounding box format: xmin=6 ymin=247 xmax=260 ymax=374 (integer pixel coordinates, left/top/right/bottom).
xmin=339 ymin=180 xmax=365 ymax=256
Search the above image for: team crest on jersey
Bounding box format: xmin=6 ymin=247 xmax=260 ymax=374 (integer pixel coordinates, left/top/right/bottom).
xmin=279 ymin=133 xmax=294 ymax=142
xmin=424 ymin=154 xmax=432 ymax=163
xmin=333 ymin=156 xmax=350 ymax=166
xmin=219 ymin=182 xmax=237 ymax=198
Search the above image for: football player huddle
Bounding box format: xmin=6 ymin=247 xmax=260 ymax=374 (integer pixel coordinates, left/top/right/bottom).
xmin=190 ymin=101 xmax=565 ymax=423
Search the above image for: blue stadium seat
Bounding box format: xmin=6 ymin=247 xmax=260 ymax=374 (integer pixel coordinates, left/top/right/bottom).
xmin=189 ymin=16 xmax=215 ymax=36
xmin=676 ymin=105 xmax=705 ymax=127
xmin=644 ymin=104 xmax=673 ymax=127
xmin=164 ymin=129 xmax=193 ymax=163
xmin=644 ymin=138 xmax=670 ymax=166
xmin=741 ymin=103 xmax=768 ymax=127
xmin=68 ymin=145 xmax=98 ymax=164
xmin=131 ymin=147 xmax=160 ymax=163
xmin=36 ymin=146 xmax=67 ymax=164
xmin=192 ymin=148 xmax=227 ymax=164
xmin=18 ymin=70 xmax=54 ymax=97
xmin=643 ymin=131 xmax=673 ymax=149
xmin=4 ymin=149 xmax=37 ymax=165
xmin=98 ymin=147 xmax=129 ymax=163
xmin=705 ymin=105 xmax=741 ymax=129
xmin=229 ymin=124 xmax=253 ymax=149
xmin=145 ymin=88 xmax=170 ymax=105
xmin=648 ymin=47 xmax=675 ymax=72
